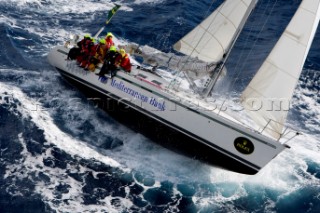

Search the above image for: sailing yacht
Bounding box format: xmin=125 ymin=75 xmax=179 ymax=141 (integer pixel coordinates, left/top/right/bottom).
xmin=47 ymin=0 xmax=320 ymax=174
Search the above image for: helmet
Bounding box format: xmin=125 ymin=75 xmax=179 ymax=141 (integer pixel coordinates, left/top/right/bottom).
xmin=84 ymin=34 xmax=91 ymax=38
xmin=120 ymin=48 xmax=126 ymax=57
xmin=99 ymin=38 xmax=106 ymax=44
xmin=109 ymin=46 xmax=116 ymax=52
xmin=106 ymin=32 xmax=113 ymax=38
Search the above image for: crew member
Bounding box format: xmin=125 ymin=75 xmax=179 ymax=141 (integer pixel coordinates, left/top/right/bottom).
xmin=98 ymin=46 xmax=119 ymax=78
xmin=86 ymin=38 xmax=107 ymax=71
xmin=67 ymin=34 xmax=91 ymax=60
xmin=79 ymin=37 xmax=96 ymax=68
xmin=115 ymin=48 xmax=131 ymax=73
xmin=105 ymin=32 xmax=115 ymax=51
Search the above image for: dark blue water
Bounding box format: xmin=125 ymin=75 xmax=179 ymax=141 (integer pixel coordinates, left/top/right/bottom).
xmin=1 ymin=0 xmax=320 ymax=212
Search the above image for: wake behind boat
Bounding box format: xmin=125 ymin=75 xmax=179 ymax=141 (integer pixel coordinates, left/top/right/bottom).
xmin=47 ymin=0 xmax=320 ymax=174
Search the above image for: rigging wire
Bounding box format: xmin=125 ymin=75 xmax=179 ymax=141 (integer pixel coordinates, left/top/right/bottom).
xmin=215 ymin=0 xmax=279 ymax=115
xmin=225 ymin=0 xmax=278 ymax=96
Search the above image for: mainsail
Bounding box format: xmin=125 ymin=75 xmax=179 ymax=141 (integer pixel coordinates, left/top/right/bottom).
xmin=241 ymin=0 xmax=320 ymax=139
xmin=173 ymin=0 xmax=258 ymax=63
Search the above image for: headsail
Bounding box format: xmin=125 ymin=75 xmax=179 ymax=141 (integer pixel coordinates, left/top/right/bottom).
xmin=241 ymin=0 xmax=320 ymax=139
xmin=173 ymin=0 xmax=258 ymax=63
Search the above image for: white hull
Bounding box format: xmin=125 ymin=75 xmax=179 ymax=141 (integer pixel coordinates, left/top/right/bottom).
xmin=48 ymin=45 xmax=287 ymax=174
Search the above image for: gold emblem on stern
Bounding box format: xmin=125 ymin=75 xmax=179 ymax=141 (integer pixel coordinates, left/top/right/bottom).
xmin=234 ymin=137 xmax=254 ymax=155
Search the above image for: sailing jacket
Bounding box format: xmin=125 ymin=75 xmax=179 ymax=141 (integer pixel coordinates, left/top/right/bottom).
xmin=105 ymin=38 xmax=114 ymax=50
xmin=115 ymin=53 xmax=131 ymax=72
xmin=94 ymin=43 xmax=107 ymax=62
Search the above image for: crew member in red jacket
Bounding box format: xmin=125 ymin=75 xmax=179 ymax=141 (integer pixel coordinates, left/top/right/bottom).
xmin=67 ymin=34 xmax=91 ymax=60
xmin=115 ymin=48 xmax=131 ymax=73
xmin=79 ymin=38 xmax=97 ymax=68
xmin=77 ymin=37 xmax=95 ymax=65
xmin=105 ymin=32 xmax=115 ymax=51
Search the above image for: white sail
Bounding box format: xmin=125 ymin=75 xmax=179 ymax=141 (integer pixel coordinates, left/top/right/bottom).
xmin=173 ymin=0 xmax=258 ymax=63
xmin=241 ymin=0 xmax=320 ymax=139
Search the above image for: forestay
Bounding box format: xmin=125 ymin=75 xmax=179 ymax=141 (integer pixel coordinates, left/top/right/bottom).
xmin=241 ymin=0 xmax=320 ymax=139
xmin=173 ymin=0 xmax=258 ymax=63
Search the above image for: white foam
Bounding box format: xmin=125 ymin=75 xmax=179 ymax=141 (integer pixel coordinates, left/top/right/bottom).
xmin=0 ymin=81 xmax=140 ymax=211
xmin=106 ymin=132 xmax=219 ymax=185
xmin=15 ymin=133 xmax=131 ymax=212
xmin=291 ymin=73 xmax=320 ymax=136
xmin=6 ymin=0 xmax=118 ymax=13
xmin=0 ymin=14 xmax=17 ymax=25
xmin=1 ymin=0 xmax=134 ymax=53
xmin=203 ymin=133 xmax=320 ymax=205
xmin=0 ymin=82 xmax=123 ymax=169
